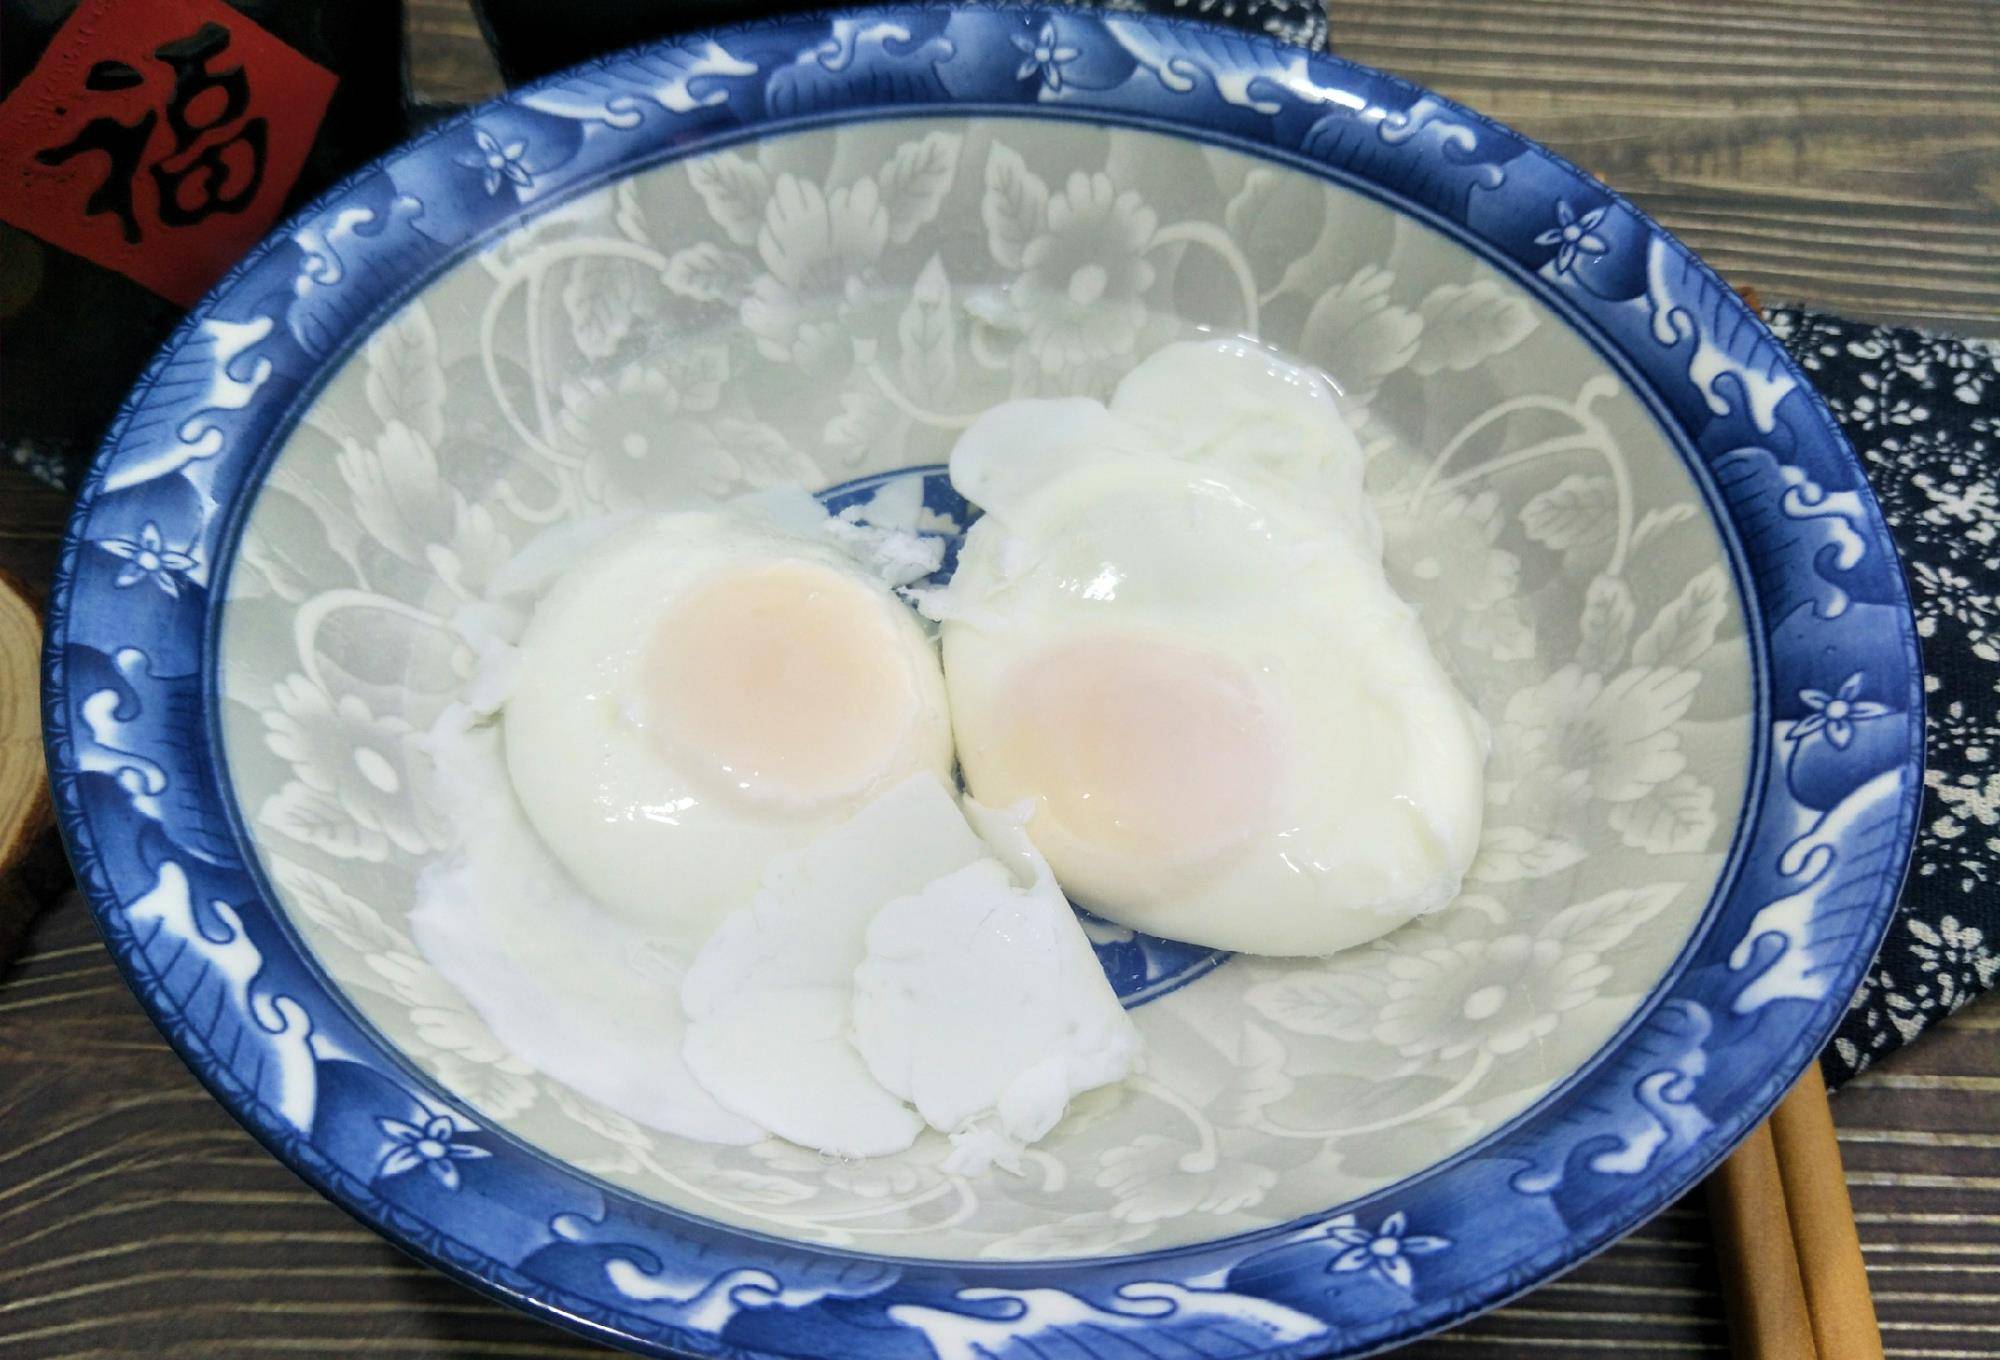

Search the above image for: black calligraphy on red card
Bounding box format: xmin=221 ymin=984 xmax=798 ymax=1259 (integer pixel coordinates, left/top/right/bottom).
xmin=0 ymin=0 xmax=336 ymax=307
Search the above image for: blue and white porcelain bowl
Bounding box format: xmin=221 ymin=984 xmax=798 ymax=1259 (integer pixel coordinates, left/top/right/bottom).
xmin=44 ymin=7 xmax=1924 ymax=1356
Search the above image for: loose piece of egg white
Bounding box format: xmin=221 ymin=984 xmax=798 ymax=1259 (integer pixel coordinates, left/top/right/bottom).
xmin=939 ymin=338 xmax=1488 ymax=957
xmin=853 ymin=797 xmax=1140 ymax=1163
xmin=679 ymin=775 xmax=989 ymax=1157
xmin=682 ymin=775 xmax=1140 ymax=1163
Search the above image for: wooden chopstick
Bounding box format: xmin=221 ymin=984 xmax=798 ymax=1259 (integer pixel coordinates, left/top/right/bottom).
xmin=1771 ymin=1072 xmax=1885 ymax=1360
xmin=1708 ymin=1119 xmax=1819 ymax=1359
xmin=1707 ymin=1067 xmax=1884 ymax=1360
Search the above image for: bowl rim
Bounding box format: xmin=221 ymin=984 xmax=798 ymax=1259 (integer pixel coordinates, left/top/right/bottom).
xmin=40 ymin=5 xmax=1925 ymax=1357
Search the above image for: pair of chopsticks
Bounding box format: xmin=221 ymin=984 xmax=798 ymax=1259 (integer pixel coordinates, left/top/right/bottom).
xmin=1706 ymin=1068 xmax=1884 ymax=1359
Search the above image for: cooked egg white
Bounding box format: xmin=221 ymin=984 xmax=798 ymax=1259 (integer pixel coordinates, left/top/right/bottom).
xmin=412 ymin=707 xmax=763 ymax=1146
xmin=938 ymin=337 xmax=1488 ymax=956
xmin=682 ymin=774 xmax=1139 ymax=1168
xmin=676 ymin=774 xmax=984 ymax=1158
xmin=412 ymin=501 xmax=1139 ymax=1170
xmin=852 ymin=794 xmax=1142 ymax=1153
xmin=502 ymin=506 xmax=954 ymax=943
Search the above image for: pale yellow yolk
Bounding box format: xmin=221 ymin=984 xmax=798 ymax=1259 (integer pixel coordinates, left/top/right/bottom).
xmin=641 ymin=561 xmax=918 ymax=808
xmin=983 ymin=636 xmax=1277 ymax=869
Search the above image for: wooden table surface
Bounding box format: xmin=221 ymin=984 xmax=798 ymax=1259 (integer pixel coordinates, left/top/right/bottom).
xmin=6 ymin=2 xmax=2000 ymax=1357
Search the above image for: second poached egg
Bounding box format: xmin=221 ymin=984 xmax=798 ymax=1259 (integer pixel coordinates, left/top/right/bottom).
xmin=936 ymin=338 xmax=1488 ymax=956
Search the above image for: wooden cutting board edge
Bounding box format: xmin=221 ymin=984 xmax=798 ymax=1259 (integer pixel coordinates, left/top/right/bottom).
xmin=0 ymin=568 xmax=55 ymax=968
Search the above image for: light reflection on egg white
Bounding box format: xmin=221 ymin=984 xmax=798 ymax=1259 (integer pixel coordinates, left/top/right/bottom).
xmin=640 ymin=794 xmax=699 ymax=826
xmin=1078 ymin=564 xmax=1122 ymax=602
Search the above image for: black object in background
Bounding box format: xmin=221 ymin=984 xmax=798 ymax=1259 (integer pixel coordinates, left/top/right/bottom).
xmin=0 ymin=0 xmax=407 ymax=492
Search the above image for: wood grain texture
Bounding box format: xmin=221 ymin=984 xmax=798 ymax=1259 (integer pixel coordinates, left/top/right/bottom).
xmin=0 ymin=571 xmax=52 ymax=971
xmin=0 ymin=574 xmax=46 ymax=849
xmin=3 ymin=0 xmax=1996 ymax=1355
xmin=404 ymin=0 xmax=503 ymax=108
xmin=1329 ymin=0 xmax=2000 ymax=337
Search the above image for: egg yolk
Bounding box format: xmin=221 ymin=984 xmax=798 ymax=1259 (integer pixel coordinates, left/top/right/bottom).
xmin=641 ymin=561 xmax=920 ymax=809
xmin=978 ymin=635 xmax=1278 ymax=870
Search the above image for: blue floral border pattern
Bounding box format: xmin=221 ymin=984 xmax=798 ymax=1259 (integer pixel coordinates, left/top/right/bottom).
xmin=42 ymin=8 xmax=1923 ymax=1358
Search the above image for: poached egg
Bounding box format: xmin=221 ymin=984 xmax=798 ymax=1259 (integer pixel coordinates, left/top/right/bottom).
xmin=936 ymin=338 xmax=1488 ymax=956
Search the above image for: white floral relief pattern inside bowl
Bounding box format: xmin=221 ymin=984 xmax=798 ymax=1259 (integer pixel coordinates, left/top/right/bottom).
xmin=214 ymin=117 xmax=1751 ymax=1261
